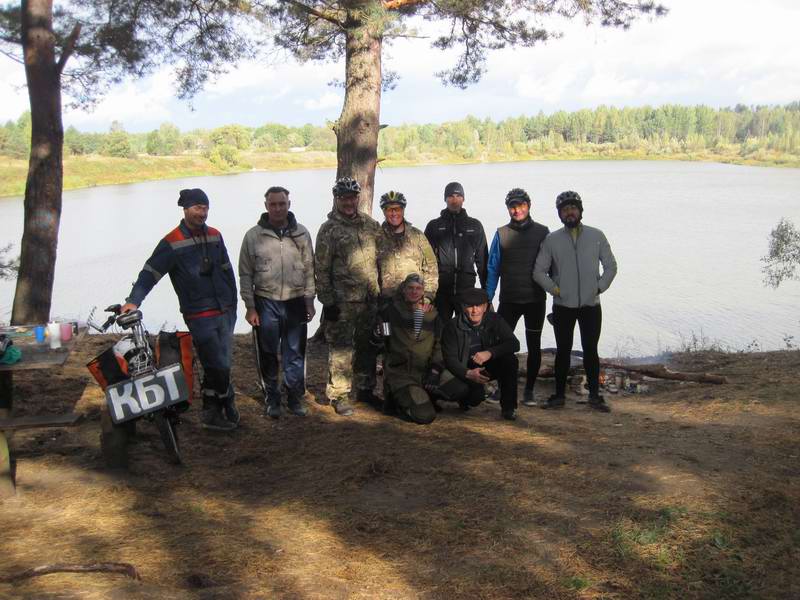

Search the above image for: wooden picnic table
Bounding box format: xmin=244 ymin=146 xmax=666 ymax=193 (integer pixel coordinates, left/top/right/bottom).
xmin=0 ymin=328 xmax=85 ymax=496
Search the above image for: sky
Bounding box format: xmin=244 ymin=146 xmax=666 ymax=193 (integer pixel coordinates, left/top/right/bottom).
xmin=1 ymin=0 xmax=799 ymax=133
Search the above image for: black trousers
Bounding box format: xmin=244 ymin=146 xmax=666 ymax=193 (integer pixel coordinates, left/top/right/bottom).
xmin=439 ymin=353 xmax=519 ymax=412
xmin=553 ymin=304 xmax=602 ymax=397
xmin=498 ymin=301 xmax=545 ymax=390
xmin=434 ymin=292 xmax=459 ymax=324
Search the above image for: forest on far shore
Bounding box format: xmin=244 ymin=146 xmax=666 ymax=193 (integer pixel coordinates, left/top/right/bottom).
xmin=1 ymin=102 xmax=799 ymax=197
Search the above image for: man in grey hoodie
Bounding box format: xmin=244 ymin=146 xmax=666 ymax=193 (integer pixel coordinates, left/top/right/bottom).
xmin=533 ymin=191 xmax=617 ymax=412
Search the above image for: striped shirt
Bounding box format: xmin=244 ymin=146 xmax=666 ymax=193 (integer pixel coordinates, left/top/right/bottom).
xmin=413 ymin=307 xmax=424 ymax=339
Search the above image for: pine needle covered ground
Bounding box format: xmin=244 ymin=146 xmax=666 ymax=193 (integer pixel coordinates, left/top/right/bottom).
xmin=1 ymin=336 xmax=798 ymax=599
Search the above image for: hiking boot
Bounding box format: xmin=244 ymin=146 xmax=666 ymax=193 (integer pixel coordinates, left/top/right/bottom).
xmin=265 ymin=396 xmax=282 ymax=419
xmin=201 ymin=399 xmax=236 ymax=432
xmin=540 ymin=394 xmax=566 ymax=410
xmin=588 ymin=395 xmax=611 ymax=413
xmin=521 ymin=388 xmax=537 ymax=407
xmin=501 ymin=408 xmax=517 ymax=421
xmin=333 ymin=399 xmax=354 ymax=417
xmin=287 ymin=395 xmax=309 ymax=417
xmin=222 ymin=394 xmax=240 ymax=426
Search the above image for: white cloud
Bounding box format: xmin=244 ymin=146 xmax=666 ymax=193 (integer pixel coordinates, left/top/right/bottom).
xmin=63 ymin=69 xmax=175 ymax=129
xmin=299 ymin=92 xmax=342 ymax=111
xmin=0 ymin=58 xmax=29 ymax=121
xmin=3 ymin=0 xmax=800 ymax=130
xmin=205 ymin=61 xmax=279 ymax=96
xmin=515 ymin=69 xmax=578 ymax=103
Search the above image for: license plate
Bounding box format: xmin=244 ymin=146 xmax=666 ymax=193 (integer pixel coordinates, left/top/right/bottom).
xmin=105 ymin=363 xmax=189 ymax=424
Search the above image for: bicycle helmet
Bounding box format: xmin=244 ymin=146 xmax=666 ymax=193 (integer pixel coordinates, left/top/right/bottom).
xmin=379 ymin=190 xmax=407 ymax=209
xmin=505 ymin=188 xmax=530 ymax=206
xmin=555 ymin=190 xmax=583 ymax=213
xmin=332 ymin=176 xmax=361 ymax=197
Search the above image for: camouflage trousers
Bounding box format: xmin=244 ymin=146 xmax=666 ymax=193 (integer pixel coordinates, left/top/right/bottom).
xmin=324 ymin=301 xmax=378 ymax=402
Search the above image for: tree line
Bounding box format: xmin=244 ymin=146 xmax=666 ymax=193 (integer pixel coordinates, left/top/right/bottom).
xmin=2 ymin=102 xmax=798 ymax=167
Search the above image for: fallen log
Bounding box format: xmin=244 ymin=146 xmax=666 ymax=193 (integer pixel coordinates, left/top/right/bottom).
xmin=517 ymin=354 xmax=727 ymax=384
xmin=0 ymin=562 xmax=141 ymax=583
xmin=599 ymin=361 xmax=727 ymax=384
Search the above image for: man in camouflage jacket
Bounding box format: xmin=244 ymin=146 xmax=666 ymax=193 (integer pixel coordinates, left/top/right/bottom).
xmin=314 ymin=177 xmax=381 ymax=416
xmin=376 ymin=190 xmax=438 ymax=306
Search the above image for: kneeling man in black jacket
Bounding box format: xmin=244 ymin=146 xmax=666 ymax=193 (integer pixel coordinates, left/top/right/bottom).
xmin=440 ymin=288 xmax=520 ymax=420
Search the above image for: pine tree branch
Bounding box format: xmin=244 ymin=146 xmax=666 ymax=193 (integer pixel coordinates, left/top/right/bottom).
xmin=278 ymin=0 xmax=344 ymax=26
xmin=56 ymin=23 xmax=81 ymax=74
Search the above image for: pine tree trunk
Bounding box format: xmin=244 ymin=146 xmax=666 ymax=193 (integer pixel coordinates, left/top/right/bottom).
xmin=11 ymin=0 xmax=63 ymax=325
xmin=334 ymin=20 xmax=382 ymax=215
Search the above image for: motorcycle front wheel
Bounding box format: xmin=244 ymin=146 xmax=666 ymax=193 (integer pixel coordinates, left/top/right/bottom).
xmin=153 ymin=411 xmax=182 ymax=465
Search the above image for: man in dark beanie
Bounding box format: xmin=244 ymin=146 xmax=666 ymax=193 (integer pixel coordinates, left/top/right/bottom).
xmin=122 ymin=187 xmax=239 ymax=432
xmin=439 ymin=287 xmax=520 ymax=420
xmin=424 ymin=182 xmax=488 ymax=322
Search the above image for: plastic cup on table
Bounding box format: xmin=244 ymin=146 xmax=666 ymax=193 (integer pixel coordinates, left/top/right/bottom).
xmin=47 ymin=322 xmax=61 ymax=349
xmin=60 ymin=322 xmax=73 ymax=342
xmin=34 ymin=325 xmax=46 ymax=344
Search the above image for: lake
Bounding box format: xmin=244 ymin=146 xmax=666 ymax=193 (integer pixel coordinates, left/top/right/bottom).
xmin=1 ymin=160 xmax=799 ymax=357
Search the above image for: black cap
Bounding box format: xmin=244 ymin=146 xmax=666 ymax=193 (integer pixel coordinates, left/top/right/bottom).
xmin=444 ymin=182 xmax=464 ymax=198
xmin=459 ymin=288 xmax=488 ymax=307
xmin=178 ymin=188 xmax=209 ymax=208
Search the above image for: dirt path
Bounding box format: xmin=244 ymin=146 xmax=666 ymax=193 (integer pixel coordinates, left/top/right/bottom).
xmin=1 ymin=336 xmax=798 ymax=599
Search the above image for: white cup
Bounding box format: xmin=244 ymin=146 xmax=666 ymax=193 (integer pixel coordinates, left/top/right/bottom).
xmin=47 ymin=322 xmax=62 ymax=349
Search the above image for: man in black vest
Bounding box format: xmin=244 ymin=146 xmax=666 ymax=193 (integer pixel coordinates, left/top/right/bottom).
xmin=486 ymin=188 xmax=550 ymax=406
xmin=424 ymin=182 xmax=488 ymax=322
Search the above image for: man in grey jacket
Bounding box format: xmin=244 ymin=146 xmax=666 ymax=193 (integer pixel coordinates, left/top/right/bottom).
xmin=239 ymin=186 xmax=316 ymax=418
xmin=533 ymin=191 xmax=617 ymax=412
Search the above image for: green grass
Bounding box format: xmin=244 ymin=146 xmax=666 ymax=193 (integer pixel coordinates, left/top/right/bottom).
xmin=564 ymin=574 xmax=592 ymax=591
xmin=610 ymin=506 xmax=688 ymax=562
xmin=2 ymin=144 xmax=799 ymax=198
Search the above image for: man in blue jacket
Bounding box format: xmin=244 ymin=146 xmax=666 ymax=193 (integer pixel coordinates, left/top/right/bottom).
xmin=121 ymin=188 xmax=239 ymax=431
xmin=534 ymin=191 xmax=617 ymax=412
xmin=486 ymin=188 xmax=550 ymax=406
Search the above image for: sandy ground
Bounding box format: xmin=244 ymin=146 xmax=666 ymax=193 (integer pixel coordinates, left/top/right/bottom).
xmin=1 ymin=335 xmax=798 ymax=599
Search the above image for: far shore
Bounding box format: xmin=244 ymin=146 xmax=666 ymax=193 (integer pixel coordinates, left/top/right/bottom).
xmin=2 ymin=147 xmax=799 ymax=198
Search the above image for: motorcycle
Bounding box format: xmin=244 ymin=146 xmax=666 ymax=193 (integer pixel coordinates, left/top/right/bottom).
xmin=87 ymin=305 xmax=193 ymax=465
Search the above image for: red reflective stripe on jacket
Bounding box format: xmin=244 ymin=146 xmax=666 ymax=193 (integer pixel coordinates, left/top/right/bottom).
xmin=164 ymin=226 xmax=187 ymax=244
xmin=184 ymin=308 xmax=225 ymax=321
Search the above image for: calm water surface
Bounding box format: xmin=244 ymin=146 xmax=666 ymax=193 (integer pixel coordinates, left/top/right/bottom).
xmin=1 ymin=160 xmax=799 ymax=356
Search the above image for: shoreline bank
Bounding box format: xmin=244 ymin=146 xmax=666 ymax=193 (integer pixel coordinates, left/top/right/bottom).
xmin=2 ymin=147 xmax=799 ymax=198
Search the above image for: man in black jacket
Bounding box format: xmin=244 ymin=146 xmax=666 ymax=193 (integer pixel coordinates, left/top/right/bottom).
xmin=424 ymin=182 xmax=488 ymax=321
xmin=440 ymin=288 xmax=520 ymax=420
xmin=486 ymin=188 xmax=550 ymax=406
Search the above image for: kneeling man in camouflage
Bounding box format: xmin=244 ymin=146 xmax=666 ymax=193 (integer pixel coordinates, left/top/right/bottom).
xmin=380 ymin=274 xmax=444 ymax=425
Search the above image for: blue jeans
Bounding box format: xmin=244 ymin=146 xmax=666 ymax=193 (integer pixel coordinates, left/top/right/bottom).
xmin=255 ymin=296 xmax=307 ymax=397
xmin=185 ymin=309 xmax=236 ymax=395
